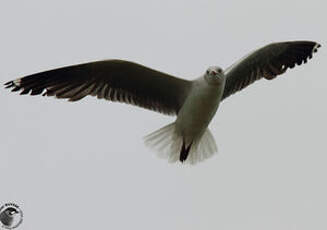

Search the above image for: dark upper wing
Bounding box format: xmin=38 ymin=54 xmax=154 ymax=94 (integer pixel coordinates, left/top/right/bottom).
xmin=5 ymin=60 xmax=192 ymax=115
xmin=221 ymin=41 xmax=321 ymax=101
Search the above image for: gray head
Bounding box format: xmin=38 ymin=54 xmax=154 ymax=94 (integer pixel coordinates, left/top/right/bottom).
xmin=204 ymin=66 xmax=224 ymax=85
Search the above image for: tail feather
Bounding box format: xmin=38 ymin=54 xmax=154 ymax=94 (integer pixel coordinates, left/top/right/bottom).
xmin=179 ymin=140 xmax=193 ymax=162
xmin=144 ymin=122 xmax=218 ymax=164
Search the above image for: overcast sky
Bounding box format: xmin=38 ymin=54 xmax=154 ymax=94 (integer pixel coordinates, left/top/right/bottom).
xmin=1 ymin=0 xmax=326 ymax=230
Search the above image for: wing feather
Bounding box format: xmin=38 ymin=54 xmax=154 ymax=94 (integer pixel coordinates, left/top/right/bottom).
xmin=5 ymin=60 xmax=192 ymax=115
xmin=222 ymin=41 xmax=321 ymax=101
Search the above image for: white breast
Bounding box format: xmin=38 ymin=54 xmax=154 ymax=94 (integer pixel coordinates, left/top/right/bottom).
xmin=175 ymin=76 xmax=225 ymax=143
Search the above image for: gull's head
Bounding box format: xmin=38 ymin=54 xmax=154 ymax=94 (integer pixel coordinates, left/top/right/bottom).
xmin=204 ymin=66 xmax=224 ymax=85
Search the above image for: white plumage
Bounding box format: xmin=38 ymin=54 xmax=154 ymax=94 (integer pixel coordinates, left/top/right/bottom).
xmin=145 ymin=68 xmax=224 ymax=164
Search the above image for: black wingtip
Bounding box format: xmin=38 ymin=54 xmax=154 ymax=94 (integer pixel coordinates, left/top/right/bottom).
xmin=4 ymin=81 xmax=15 ymax=89
xmin=313 ymin=42 xmax=321 ymax=53
xmin=5 ymin=84 xmax=13 ymax=89
xmin=4 ymin=81 xmax=12 ymax=86
xmin=284 ymin=41 xmax=322 ymax=71
xmin=11 ymin=86 xmax=21 ymax=92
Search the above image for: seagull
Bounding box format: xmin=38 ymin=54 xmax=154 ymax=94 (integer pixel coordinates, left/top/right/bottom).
xmin=5 ymin=41 xmax=321 ymax=164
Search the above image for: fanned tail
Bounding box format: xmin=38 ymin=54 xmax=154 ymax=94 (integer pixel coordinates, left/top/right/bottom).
xmin=144 ymin=122 xmax=218 ymax=164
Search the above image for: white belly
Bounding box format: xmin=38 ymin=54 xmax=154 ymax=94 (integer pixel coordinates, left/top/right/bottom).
xmin=175 ymin=77 xmax=224 ymax=142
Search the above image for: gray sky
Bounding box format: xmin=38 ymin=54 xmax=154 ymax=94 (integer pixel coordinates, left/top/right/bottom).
xmin=1 ymin=0 xmax=326 ymax=229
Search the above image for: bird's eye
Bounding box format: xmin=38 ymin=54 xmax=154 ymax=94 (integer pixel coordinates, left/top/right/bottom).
xmin=206 ymin=70 xmax=209 ymax=74
xmin=217 ymin=69 xmax=222 ymax=73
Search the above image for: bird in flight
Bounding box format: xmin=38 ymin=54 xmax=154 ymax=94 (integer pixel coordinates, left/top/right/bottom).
xmin=5 ymin=41 xmax=321 ymax=164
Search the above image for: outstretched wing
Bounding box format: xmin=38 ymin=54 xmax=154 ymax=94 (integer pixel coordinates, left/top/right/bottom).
xmin=5 ymin=60 xmax=192 ymax=115
xmin=221 ymin=41 xmax=321 ymax=101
